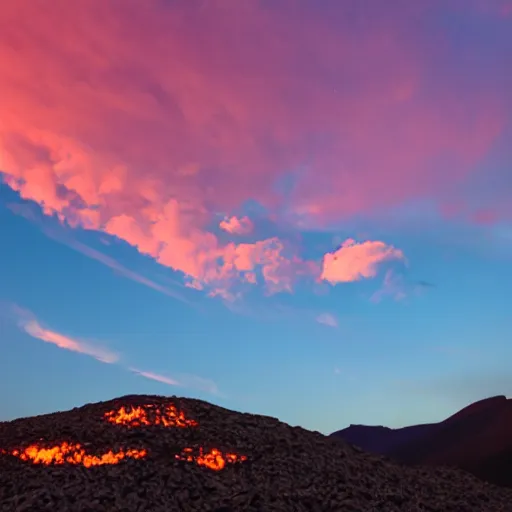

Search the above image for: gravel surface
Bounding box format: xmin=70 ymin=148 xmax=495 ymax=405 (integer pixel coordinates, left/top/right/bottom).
xmin=1 ymin=394 xmax=512 ymax=511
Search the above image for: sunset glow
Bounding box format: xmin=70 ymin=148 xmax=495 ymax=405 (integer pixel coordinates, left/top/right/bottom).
xmin=1 ymin=0 xmax=511 ymax=435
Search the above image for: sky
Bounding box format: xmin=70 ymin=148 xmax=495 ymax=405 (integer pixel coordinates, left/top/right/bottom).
xmin=0 ymin=0 xmax=511 ymax=435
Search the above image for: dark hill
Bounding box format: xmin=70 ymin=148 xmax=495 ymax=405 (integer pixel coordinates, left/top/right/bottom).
xmin=1 ymin=394 xmax=512 ymax=511
xmin=330 ymin=396 xmax=512 ymax=489
xmin=330 ymin=423 xmax=434 ymax=456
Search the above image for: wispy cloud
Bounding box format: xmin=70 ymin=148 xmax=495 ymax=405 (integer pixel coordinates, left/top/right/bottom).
xmin=370 ymin=270 xmax=407 ymax=303
xmin=62 ymin=238 xmax=195 ymax=305
xmin=129 ymin=367 xmax=220 ymax=396
xmin=129 ymin=368 xmax=180 ymax=387
xmin=177 ymin=374 xmax=220 ymax=396
xmin=7 ymin=202 xmax=195 ymax=306
xmin=221 ymin=296 xmax=342 ymax=331
xmin=7 ymin=304 xmax=219 ymax=395
xmin=316 ymin=313 xmax=338 ymax=328
xmin=370 ymin=270 xmax=434 ymax=303
xmin=12 ymin=305 xmax=118 ymax=364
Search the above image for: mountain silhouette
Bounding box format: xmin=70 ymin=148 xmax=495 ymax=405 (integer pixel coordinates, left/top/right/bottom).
xmin=330 ymin=395 xmax=512 ymax=488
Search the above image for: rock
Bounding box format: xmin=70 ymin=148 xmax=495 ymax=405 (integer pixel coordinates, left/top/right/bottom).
xmin=0 ymin=394 xmax=511 ymax=511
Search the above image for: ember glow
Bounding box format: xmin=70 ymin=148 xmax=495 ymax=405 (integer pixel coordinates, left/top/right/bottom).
xmin=5 ymin=442 xmax=146 ymax=467
xmin=104 ymin=404 xmax=198 ymax=428
xmin=176 ymin=447 xmax=247 ymax=471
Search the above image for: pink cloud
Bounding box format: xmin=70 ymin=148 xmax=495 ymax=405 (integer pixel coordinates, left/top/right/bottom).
xmin=13 ymin=306 xmax=118 ymax=364
xmin=219 ymin=215 xmax=253 ymax=235
xmin=99 ymin=199 xmax=300 ymax=293
xmin=316 ymin=313 xmax=338 ymax=328
xmin=321 ymin=239 xmax=404 ymax=284
xmin=0 ymin=1 xmax=508 ymax=294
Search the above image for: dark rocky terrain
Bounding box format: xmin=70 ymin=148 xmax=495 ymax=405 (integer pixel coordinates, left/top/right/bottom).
xmin=331 ymin=395 xmax=512 ymax=489
xmin=1 ymin=394 xmax=512 ymax=511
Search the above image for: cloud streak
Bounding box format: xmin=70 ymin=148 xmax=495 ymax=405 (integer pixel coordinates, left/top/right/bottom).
xmin=8 ymin=304 xmax=218 ymax=395
xmin=7 ymin=202 xmax=195 ymax=306
xmin=129 ymin=368 xmax=219 ymax=396
xmin=13 ymin=306 xmax=118 ymax=364
xmin=129 ymin=368 xmax=180 ymax=387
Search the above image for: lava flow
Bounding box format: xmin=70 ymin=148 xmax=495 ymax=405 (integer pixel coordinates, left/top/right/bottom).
xmin=3 ymin=442 xmax=146 ymax=467
xmin=104 ymin=404 xmax=198 ymax=428
xmin=176 ymin=447 xmax=247 ymax=471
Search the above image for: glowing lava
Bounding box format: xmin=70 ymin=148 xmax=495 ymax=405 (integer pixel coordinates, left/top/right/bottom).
xmin=176 ymin=447 xmax=247 ymax=471
xmin=104 ymin=404 xmax=198 ymax=428
xmin=5 ymin=442 xmax=146 ymax=467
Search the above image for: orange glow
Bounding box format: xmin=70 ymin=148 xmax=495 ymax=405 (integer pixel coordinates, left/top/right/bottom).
xmin=104 ymin=404 xmax=198 ymax=428
xmin=176 ymin=447 xmax=247 ymax=471
xmin=6 ymin=442 xmax=146 ymax=467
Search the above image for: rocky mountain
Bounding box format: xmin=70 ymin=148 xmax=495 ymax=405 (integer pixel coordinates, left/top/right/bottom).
xmin=1 ymin=394 xmax=512 ymax=511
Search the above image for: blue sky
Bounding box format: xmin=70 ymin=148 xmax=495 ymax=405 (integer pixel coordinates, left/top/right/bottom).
xmin=2 ymin=183 xmax=511 ymax=434
xmin=0 ymin=0 xmax=511 ymax=434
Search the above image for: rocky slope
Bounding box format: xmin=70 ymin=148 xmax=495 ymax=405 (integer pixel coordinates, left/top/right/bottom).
xmin=1 ymin=394 xmax=512 ymax=511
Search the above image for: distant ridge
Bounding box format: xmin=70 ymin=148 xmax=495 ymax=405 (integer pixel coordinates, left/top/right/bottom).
xmin=331 ymin=395 xmax=512 ymax=488
xmin=444 ymin=395 xmax=508 ymax=422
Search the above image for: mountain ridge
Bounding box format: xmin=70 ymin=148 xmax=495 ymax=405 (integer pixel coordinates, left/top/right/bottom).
xmin=330 ymin=395 xmax=512 ymax=488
